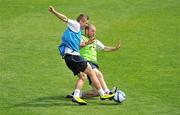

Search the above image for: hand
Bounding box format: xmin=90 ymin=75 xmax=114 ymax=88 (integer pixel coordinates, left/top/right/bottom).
xmin=49 ymin=6 xmax=55 ymax=13
xmin=80 ymin=37 xmax=95 ymax=47
xmin=86 ymin=37 xmax=95 ymax=45
xmin=115 ymin=40 xmax=121 ymax=50
xmin=80 ymin=42 xmax=86 ymax=47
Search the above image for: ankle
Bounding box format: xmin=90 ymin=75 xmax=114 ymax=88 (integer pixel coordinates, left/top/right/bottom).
xmin=73 ymin=89 xmax=80 ymax=97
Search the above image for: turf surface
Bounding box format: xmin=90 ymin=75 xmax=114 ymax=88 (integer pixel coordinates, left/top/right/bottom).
xmin=0 ymin=0 xmax=179 ymax=115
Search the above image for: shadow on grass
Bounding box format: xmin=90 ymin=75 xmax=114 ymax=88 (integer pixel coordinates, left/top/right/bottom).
xmin=10 ymin=95 xmax=78 ymax=108
xmin=98 ymin=101 xmax=123 ymax=106
xmin=3 ymin=95 xmax=121 ymax=108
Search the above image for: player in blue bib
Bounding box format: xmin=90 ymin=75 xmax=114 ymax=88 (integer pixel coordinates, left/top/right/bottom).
xmin=49 ymin=6 xmax=115 ymax=105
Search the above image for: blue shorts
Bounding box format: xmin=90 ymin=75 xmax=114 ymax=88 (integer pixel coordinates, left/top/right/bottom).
xmin=64 ymin=54 xmax=87 ymax=75
xmin=88 ymin=61 xmax=99 ymax=69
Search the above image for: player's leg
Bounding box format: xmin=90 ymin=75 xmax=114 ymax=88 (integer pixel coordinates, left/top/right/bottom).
xmin=83 ymin=64 xmax=101 ymax=90
xmin=72 ymin=72 xmax=87 ymax=105
xmin=64 ymin=55 xmax=114 ymax=101
xmin=66 ymin=73 xmax=87 ymax=98
xmin=94 ymin=68 xmax=110 ymax=93
xmin=83 ymin=63 xmax=114 ymax=100
xmin=81 ymin=86 xmax=99 ymax=98
xmin=80 ymin=68 xmax=108 ymax=98
xmin=67 ymin=69 xmax=114 ymax=98
xmin=75 ymin=72 xmax=86 ymax=91
xmin=64 ymin=54 xmax=88 ymax=105
xmin=66 ymin=73 xmax=99 ymax=99
xmin=81 ymin=69 xmax=110 ymax=98
xmin=80 ymin=62 xmax=111 ymax=98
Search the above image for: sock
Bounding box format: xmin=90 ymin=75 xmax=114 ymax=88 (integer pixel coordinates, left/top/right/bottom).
xmin=104 ymin=89 xmax=110 ymax=94
xmin=98 ymin=88 xmax=105 ymax=96
xmin=79 ymin=91 xmax=82 ymax=97
xmin=73 ymin=89 xmax=80 ymax=97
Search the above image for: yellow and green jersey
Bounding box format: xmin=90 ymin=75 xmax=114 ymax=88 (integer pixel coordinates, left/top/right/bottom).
xmin=80 ymin=35 xmax=105 ymax=63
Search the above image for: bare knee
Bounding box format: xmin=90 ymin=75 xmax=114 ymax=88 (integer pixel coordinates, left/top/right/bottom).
xmin=78 ymin=72 xmax=87 ymax=81
xmin=84 ymin=64 xmax=96 ymax=77
xmin=94 ymin=69 xmax=103 ymax=79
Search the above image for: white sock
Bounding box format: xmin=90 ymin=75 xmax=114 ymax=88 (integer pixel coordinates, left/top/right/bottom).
xmin=73 ymin=89 xmax=80 ymax=97
xmin=98 ymin=88 xmax=105 ymax=96
xmin=79 ymin=91 xmax=82 ymax=97
xmin=104 ymin=89 xmax=110 ymax=94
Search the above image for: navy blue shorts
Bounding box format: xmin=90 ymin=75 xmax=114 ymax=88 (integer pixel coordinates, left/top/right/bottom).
xmin=88 ymin=61 xmax=99 ymax=69
xmin=64 ymin=54 xmax=87 ymax=75
xmin=87 ymin=61 xmax=99 ymax=85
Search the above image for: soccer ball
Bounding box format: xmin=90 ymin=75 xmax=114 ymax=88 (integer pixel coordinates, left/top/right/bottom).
xmin=113 ymin=90 xmax=126 ymax=103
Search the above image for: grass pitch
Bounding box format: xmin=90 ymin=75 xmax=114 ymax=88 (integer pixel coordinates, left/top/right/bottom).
xmin=0 ymin=0 xmax=179 ymax=115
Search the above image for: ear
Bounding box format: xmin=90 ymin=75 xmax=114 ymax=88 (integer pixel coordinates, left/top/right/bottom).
xmin=85 ymin=29 xmax=88 ymax=34
xmin=79 ymin=20 xmax=82 ymax=24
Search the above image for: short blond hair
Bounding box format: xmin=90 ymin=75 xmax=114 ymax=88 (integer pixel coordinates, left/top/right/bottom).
xmin=85 ymin=24 xmax=96 ymax=30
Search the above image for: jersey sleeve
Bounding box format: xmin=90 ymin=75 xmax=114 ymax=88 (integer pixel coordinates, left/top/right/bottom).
xmin=67 ymin=19 xmax=80 ymax=33
xmin=96 ymin=40 xmax=105 ymax=50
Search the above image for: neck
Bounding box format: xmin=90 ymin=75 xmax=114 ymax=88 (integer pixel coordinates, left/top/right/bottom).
xmin=84 ymin=34 xmax=91 ymax=38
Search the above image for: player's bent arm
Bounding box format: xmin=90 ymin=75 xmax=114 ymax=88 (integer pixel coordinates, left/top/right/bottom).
xmin=80 ymin=37 xmax=95 ymax=47
xmin=49 ymin=6 xmax=68 ymax=23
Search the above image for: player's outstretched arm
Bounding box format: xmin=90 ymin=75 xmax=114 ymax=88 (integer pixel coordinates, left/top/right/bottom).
xmin=49 ymin=6 xmax=68 ymax=23
xmin=103 ymin=41 xmax=121 ymax=52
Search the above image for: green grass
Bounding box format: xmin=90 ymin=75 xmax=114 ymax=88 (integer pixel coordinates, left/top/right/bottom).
xmin=0 ymin=0 xmax=179 ymax=115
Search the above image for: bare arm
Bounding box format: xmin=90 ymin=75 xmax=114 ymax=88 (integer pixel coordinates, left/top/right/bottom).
xmin=103 ymin=41 xmax=121 ymax=52
xmin=80 ymin=37 xmax=95 ymax=47
xmin=48 ymin=6 xmax=68 ymax=23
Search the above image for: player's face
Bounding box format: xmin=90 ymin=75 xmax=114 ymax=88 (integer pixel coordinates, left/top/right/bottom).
xmin=88 ymin=27 xmax=96 ymax=37
xmin=79 ymin=18 xmax=88 ymax=29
